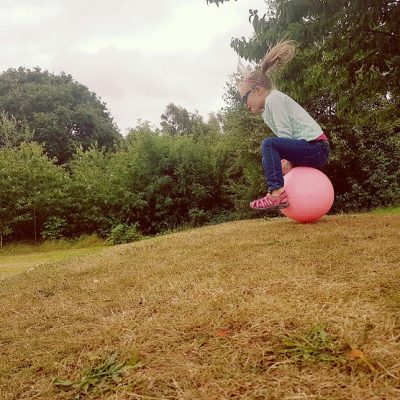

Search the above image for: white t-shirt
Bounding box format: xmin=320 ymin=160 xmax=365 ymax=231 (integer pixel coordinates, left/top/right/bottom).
xmin=262 ymin=90 xmax=323 ymax=141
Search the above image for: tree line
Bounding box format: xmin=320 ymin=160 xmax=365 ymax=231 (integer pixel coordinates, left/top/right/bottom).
xmin=0 ymin=113 xmax=233 ymax=246
xmin=1 ymin=0 xmax=399 ymax=245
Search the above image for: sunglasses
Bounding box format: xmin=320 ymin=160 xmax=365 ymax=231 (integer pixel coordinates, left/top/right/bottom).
xmin=241 ymin=90 xmax=252 ymax=105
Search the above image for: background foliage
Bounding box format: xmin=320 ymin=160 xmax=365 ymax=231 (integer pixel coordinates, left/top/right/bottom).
xmin=0 ymin=1 xmax=399 ymax=244
xmin=213 ymin=0 xmax=400 ymax=210
xmin=0 ymin=67 xmax=121 ymax=164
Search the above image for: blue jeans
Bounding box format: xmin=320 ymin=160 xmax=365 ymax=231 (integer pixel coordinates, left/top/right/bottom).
xmin=261 ymin=137 xmax=330 ymax=191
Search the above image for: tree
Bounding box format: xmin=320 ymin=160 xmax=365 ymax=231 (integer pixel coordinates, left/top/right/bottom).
xmin=206 ymin=0 xmax=232 ymax=5
xmin=112 ymin=125 xmax=233 ymax=233
xmin=0 ymin=111 xmax=33 ymax=148
xmin=67 ymin=145 xmax=120 ymax=237
xmin=160 ymin=103 xmax=211 ymax=137
xmin=0 ymin=67 xmax=122 ymax=164
xmin=209 ymin=0 xmax=400 ymax=122
xmin=207 ymin=0 xmax=400 ymax=210
xmin=229 ymin=1 xmax=400 ymax=122
xmin=0 ymin=143 xmax=67 ymax=246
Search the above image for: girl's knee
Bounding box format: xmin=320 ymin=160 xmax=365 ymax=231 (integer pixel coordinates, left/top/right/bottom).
xmin=261 ymin=136 xmax=276 ymax=149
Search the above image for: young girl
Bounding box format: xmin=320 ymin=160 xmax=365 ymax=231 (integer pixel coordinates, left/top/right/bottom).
xmin=239 ymin=40 xmax=330 ymax=210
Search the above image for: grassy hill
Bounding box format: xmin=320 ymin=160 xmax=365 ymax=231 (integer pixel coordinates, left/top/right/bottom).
xmin=1 ymin=214 xmax=399 ymax=399
xmin=0 ymin=235 xmax=105 ymax=280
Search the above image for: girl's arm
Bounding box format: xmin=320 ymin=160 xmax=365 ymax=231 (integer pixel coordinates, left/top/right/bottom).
xmin=265 ymin=94 xmax=293 ymax=139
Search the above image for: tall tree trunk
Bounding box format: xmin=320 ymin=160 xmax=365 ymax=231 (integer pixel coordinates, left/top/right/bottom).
xmin=33 ymin=205 xmax=37 ymax=244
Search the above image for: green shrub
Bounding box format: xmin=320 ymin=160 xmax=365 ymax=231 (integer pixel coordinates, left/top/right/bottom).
xmin=41 ymin=217 xmax=67 ymax=240
xmin=106 ymin=223 xmax=143 ymax=245
xmin=188 ymin=208 xmax=209 ymax=227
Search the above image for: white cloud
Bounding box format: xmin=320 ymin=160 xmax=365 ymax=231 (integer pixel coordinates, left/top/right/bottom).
xmin=0 ymin=2 xmax=62 ymax=25
xmin=0 ymin=0 xmax=266 ymax=132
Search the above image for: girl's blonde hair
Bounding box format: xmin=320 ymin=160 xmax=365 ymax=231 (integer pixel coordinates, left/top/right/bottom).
xmin=241 ymin=40 xmax=296 ymax=91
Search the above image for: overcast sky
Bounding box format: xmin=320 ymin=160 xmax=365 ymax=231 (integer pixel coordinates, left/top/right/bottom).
xmin=0 ymin=0 xmax=265 ymax=133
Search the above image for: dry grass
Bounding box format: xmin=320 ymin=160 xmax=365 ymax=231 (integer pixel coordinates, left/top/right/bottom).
xmin=0 ymin=246 xmax=104 ymax=279
xmin=0 ymin=213 xmax=399 ymax=400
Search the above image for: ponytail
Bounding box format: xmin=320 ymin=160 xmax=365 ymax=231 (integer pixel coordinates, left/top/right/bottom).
xmin=240 ymin=40 xmax=296 ymax=92
xmin=260 ymin=40 xmax=296 ymax=76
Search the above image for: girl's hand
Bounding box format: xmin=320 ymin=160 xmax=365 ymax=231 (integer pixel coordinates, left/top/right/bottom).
xmin=281 ymin=159 xmax=293 ymax=175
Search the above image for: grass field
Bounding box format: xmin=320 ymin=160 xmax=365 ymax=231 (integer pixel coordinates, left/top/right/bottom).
xmin=0 ymin=237 xmax=104 ymax=279
xmin=0 ymin=247 xmax=104 ymax=279
xmin=0 ymin=213 xmax=399 ymax=399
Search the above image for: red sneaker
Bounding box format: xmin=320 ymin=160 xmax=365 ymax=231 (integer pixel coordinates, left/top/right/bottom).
xmin=250 ymin=191 xmax=289 ymax=210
